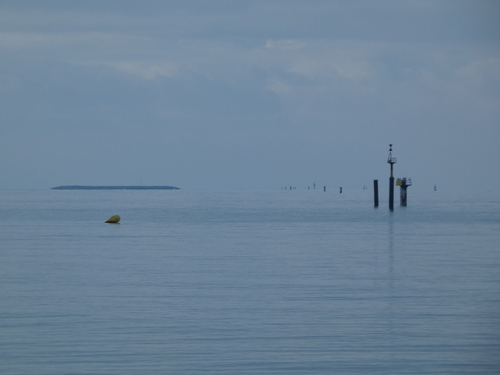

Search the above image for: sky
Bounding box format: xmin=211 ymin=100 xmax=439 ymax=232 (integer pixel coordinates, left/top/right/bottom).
xmin=1 ymin=0 xmax=499 ymax=191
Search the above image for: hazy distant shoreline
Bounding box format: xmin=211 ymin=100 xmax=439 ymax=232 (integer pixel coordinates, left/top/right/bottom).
xmin=51 ymin=185 xmax=180 ymax=190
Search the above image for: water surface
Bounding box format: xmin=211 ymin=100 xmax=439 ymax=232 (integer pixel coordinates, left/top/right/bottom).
xmin=1 ymin=189 xmax=499 ymax=374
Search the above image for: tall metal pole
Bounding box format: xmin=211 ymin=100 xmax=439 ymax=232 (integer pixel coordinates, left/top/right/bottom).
xmin=387 ymin=144 xmax=397 ymax=211
xmin=373 ymin=179 xmax=379 ymax=207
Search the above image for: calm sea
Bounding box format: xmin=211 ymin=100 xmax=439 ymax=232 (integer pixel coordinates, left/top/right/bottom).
xmin=1 ymin=189 xmax=499 ymax=374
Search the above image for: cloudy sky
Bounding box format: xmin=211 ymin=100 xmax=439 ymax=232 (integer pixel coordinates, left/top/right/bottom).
xmin=1 ymin=1 xmax=499 ymax=191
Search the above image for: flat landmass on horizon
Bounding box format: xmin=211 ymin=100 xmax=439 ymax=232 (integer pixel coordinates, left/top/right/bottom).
xmin=51 ymin=185 xmax=180 ymax=190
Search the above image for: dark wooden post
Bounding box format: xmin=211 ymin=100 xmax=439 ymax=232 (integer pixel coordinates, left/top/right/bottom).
xmin=387 ymin=144 xmax=397 ymax=211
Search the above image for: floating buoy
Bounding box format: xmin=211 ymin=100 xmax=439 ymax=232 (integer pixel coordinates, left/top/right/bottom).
xmin=105 ymin=215 xmax=120 ymax=224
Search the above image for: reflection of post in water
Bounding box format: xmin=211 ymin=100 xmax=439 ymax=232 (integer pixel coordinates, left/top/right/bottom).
xmin=388 ymin=215 xmax=394 ymax=288
xmin=387 ymin=214 xmax=395 ymax=357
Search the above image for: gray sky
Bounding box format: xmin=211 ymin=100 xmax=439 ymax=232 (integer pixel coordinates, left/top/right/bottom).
xmin=1 ymin=1 xmax=499 ymax=191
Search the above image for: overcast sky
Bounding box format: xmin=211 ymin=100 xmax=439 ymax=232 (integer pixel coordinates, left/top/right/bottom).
xmin=1 ymin=1 xmax=499 ymax=191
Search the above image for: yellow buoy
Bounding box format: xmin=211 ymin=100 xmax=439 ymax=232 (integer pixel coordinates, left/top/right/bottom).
xmin=105 ymin=215 xmax=121 ymax=224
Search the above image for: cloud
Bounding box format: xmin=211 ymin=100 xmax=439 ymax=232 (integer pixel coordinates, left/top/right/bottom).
xmin=264 ymin=39 xmax=306 ymax=50
xmin=105 ymin=60 xmax=179 ymax=80
xmin=455 ymin=57 xmax=500 ymax=89
xmin=266 ymin=79 xmax=293 ymax=95
xmin=0 ymin=31 xmax=120 ymax=49
xmin=288 ymin=55 xmax=371 ymax=81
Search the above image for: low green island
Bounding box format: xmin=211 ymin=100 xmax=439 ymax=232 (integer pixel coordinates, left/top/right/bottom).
xmin=51 ymin=185 xmax=180 ymax=190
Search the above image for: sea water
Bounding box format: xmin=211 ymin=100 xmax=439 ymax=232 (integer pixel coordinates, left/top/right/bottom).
xmin=1 ymin=189 xmax=499 ymax=374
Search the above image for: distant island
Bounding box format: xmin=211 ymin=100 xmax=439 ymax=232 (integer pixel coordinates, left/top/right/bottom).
xmin=51 ymin=185 xmax=180 ymax=190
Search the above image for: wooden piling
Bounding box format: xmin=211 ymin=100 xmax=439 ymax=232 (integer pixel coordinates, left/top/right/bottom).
xmin=389 ymin=177 xmax=394 ymax=211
